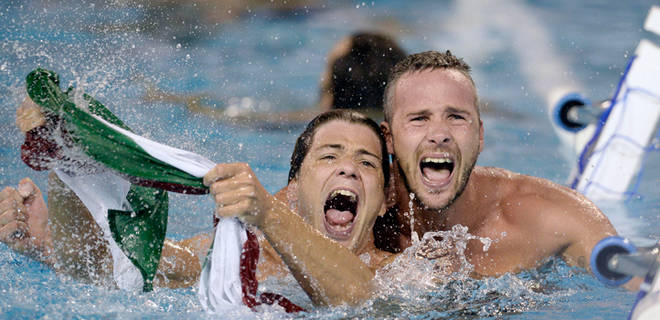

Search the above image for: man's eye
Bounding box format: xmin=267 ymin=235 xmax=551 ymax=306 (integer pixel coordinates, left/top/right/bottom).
xmin=449 ymin=114 xmax=466 ymax=120
xmin=361 ymin=160 xmax=376 ymax=168
xmin=410 ymin=116 xmax=427 ymax=122
xmin=321 ymin=155 xmax=336 ymax=160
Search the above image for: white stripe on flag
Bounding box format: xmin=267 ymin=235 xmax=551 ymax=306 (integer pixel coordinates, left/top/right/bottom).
xmin=92 ymin=114 xmax=216 ymax=178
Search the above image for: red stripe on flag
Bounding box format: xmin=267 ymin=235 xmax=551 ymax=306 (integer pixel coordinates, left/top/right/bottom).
xmin=240 ymin=229 xmax=305 ymax=313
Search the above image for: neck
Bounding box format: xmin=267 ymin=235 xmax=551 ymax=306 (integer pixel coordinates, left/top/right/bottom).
xmin=354 ymin=231 xmax=376 ymax=256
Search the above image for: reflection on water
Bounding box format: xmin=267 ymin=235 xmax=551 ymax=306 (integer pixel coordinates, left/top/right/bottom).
xmin=0 ymin=0 xmax=657 ymax=319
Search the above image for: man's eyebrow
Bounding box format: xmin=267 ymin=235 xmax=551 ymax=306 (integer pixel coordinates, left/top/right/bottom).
xmin=405 ymin=109 xmax=432 ymax=117
xmin=316 ymin=144 xmax=380 ymax=160
xmin=445 ymin=106 xmax=472 ymax=115
xmin=356 ymin=149 xmax=381 ymax=160
xmin=406 ymin=107 xmax=473 ymax=117
xmin=316 ymin=144 xmax=344 ymax=151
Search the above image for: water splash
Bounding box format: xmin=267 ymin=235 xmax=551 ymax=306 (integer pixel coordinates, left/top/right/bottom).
xmin=0 ymin=1 xmax=649 ymax=319
xmin=366 ymin=225 xmax=579 ymax=318
xmin=407 ymin=192 xmax=418 ymax=243
xmin=375 ymin=224 xmax=491 ymax=294
xmin=368 ymin=243 xmax=590 ymax=318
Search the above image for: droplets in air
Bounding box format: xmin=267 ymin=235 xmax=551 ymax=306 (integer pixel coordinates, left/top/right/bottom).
xmin=407 ymin=192 xmax=418 ymax=243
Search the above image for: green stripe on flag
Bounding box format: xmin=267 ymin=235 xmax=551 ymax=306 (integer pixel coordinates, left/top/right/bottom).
xmin=26 ymin=69 xmax=207 ymax=190
xmin=25 ymin=68 xmax=198 ymax=291
xmin=109 ymin=187 xmax=169 ymax=292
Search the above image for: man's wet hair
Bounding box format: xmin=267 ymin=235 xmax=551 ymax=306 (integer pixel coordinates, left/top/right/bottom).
xmin=324 ymin=32 xmax=406 ymax=110
xmin=288 ymin=109 xmax=389 ymax=186
xmin=383 ymin=50 xmax=477 ymax=122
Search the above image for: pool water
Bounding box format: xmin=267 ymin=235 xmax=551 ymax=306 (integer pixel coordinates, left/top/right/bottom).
xmin=1 ymin=0 xmax=658 ymax=319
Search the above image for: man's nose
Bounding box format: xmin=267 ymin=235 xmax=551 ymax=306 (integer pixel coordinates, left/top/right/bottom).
xmin=336 ymin=158 xmax=359 ymax=179
xmin=427 ymin=120 xmax=452 ymax=145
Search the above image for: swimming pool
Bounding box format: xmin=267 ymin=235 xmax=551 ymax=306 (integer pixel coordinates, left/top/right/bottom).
xmin=1 ymin=0 xmax=658 ymax=318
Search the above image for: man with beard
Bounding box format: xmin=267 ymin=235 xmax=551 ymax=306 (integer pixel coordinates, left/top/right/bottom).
xmin=373 ymin=50 xmax=618 ymax=277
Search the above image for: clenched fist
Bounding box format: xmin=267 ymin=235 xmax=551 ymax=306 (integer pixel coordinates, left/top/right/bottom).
xmin=16 ymin=97 xmax=46 ymax=133
xmin=203 ymin=163 xmax=276 ymax=227
xmin=0 ymin=178 xmax=51 ymax=262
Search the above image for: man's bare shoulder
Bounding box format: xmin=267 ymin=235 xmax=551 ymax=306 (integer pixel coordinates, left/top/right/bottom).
xmin=274 ymin=186 xmax=288 ymax=202
xmin=471 ymin=166 xmax=605 ymax=228
xmin=473 ymin=166 xmax=583 ymax=203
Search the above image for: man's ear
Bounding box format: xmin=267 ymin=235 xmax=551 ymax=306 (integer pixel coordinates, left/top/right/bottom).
xmin=380 ymin=121 xmax=394 ymax=155
xmin=286 ymin=179 xmax=298 ymax=212
xmin=479 ymin=119 xmax=484 ymax=153
xmin=378 ymin=196 xmax=387 ymax=217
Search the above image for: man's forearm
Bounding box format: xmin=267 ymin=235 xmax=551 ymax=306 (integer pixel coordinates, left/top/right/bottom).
xmin=47 ymin=172 xmax=115 ymax=285
xmin=259 ymin=200 xmax=374 ymax=306
xmin=154 ymin=233 xmax=211 ymax=289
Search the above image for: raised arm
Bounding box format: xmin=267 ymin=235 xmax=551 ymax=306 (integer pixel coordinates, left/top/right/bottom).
xmin=204 ymin=163 xmax=375 ymax=306
xmin=0 ymin=177 xmax=53 ymax=265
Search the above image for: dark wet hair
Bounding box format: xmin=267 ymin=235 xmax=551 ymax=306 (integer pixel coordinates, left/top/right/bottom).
xmin=383 ymin=50 xmax=477 ymax=122
xmin=326 ymin=32 xmax=406 ymax=110
xmin=288 ymin=109 xmax=389 ymax=187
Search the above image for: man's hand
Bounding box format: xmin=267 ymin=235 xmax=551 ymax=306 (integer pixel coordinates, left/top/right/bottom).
xmin=16 ymin=97 xmax=46 ymax=133
xmin=203 ymin=163 xmax=275 ymax=227
xmin=0 ymin=178 xmax=52 ymax=262
xmin=415 ymin=235 xmax=462 ymax=278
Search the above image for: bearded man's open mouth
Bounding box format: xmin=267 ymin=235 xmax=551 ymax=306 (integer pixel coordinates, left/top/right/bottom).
xmin=419 ymin=155 xmax=455 ymax=189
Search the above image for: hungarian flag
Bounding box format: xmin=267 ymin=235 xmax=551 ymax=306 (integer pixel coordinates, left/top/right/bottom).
xmin=23 ymin=69 xmax=303 ymax=313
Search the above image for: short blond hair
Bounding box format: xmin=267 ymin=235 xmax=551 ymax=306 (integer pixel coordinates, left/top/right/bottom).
xmin=383 ymin=50 xmax=477 ymax=123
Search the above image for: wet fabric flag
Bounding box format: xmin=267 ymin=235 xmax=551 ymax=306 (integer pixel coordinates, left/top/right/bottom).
xmin=22 ymin=68 xmax=303 ymax=313
xmin=25 ymin=68 xmax=177 ymax=292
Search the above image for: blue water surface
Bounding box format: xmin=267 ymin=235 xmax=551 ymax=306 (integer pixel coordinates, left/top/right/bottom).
xmin=1 ymin=0 xmax=658 ymax=319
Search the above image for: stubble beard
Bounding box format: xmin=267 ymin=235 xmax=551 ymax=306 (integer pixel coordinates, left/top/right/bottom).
xmin=397 ymin=156 xmax=477 ymax=213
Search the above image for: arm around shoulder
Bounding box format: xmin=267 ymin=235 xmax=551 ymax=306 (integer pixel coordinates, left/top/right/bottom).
xmin=532 ymin=181 xmax=617 ymax=270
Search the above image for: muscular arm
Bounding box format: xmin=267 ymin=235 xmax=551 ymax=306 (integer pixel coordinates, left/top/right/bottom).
xmin=506 ymin=175 xmax=617 ymax=270
xmin=554 ymin=197 xmax=616 ymax=270
xmin=467 ymin=170 xmax=618 ymax=277
xmin=527 ymin=184 xmax=645 ymax=290
xmin=258 ymin=199 xmax=375 ymax=306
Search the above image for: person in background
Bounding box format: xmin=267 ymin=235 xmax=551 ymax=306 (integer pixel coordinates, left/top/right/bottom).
xmin=317 ymin=32 xmax=407 ymax=114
